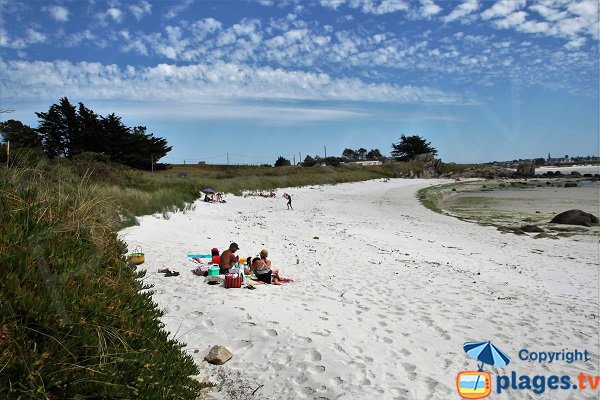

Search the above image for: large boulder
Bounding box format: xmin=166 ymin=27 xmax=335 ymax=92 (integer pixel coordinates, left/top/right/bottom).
xmin=204 ymin=345 xmax=233 ymax=365
xmin=515 ymin=162 xmax=536 ymax=177
xmin=412 ymin=153 xmax=442 ymax=178
xmin=550 ymin=210 xmax=599 ymax=227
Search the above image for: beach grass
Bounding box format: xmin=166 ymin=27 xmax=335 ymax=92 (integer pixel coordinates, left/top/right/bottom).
xmin=0 ymin=154 xmax=209 ymax=399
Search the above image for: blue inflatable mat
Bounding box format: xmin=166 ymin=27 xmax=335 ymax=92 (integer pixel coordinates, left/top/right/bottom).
xmin=187 ymin=253 xmax=212 ymax=258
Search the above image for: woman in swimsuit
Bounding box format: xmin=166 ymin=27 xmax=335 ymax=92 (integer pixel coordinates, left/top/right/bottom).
xmin=252 ymin=249 xmax=282 ymax=285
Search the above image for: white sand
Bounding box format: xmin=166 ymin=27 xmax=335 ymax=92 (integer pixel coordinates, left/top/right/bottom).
xmin=119 ymin=179 xmax=599 ymax=399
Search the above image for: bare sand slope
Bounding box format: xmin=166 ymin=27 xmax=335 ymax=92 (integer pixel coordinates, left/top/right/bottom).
xmin=119 ymin=179 xmax=599 ymax=399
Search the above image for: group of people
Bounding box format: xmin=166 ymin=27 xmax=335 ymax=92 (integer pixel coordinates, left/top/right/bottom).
xmin=219 ymin=242 xmax=285 ymax=285
xmin=203 ymin=192 xmax=225 ymax=203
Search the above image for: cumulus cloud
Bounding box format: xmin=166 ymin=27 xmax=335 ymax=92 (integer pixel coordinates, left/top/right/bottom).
xmin=442 ymin=0 xmax=479 ymax=23
xmin=46 ymin=5 xmax=69 ymax=22
xmin=419 ymin=0 xmax=442 ymax=17
xmin=106 ymin=8 xmax=124 ymax=22
xmin=486 ymin=0 xmax=598 ymax=41
xmin=129 ymin=1 xmax=152 ymax=20
xmin=2 ymin=28 xmax=47 ymax=49
xmin=320 ymin=0 xmax=409 ymax=14
xmin=481 ymin=0 xmax=526 ymax=20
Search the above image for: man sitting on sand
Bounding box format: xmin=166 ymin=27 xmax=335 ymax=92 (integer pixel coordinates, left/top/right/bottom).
xmin=219 ymin=242 xmax=240 ymax=274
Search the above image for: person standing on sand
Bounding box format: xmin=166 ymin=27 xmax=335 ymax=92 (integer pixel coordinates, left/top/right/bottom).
xmin=219 ymin=242 xmax=240 ymax=274
xmin=283 ymin=193 xmax=293 ymax=210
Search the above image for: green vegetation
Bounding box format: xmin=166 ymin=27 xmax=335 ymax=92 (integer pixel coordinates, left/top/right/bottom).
xmin=0 ymin=153 xmax=207 ymax=399
xmin=391 ymin=134 xmax=437 ymax=161
xmin=0 ymin=98 xmax=171 ymax=170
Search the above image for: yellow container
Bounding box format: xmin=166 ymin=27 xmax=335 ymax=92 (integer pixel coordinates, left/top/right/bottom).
xmin=128 ymin=246 xmax=145 ymax=265
xmin=128 ymin=253 xmax=145 ymax=265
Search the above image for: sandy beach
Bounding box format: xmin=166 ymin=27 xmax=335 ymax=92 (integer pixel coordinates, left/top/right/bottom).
xmin=119 ymin=179 xmax=599 ymax=399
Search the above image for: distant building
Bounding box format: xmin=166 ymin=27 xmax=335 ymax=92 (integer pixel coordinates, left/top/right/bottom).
xmin=349 ymin=160 xmax=382 ymax=166
xmin=546 ymin=153 xmax=569 ymax=165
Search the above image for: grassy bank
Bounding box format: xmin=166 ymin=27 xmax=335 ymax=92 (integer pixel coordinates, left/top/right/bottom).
xmin=0 ymin=155 xmax=207 ymax=399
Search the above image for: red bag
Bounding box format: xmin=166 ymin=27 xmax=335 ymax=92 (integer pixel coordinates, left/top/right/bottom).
xmin=224 ymin=273 xmax=242 ymax=288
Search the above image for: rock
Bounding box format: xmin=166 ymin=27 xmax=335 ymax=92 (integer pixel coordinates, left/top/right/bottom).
xmin=204 ymin=345 xmax=233 ymax=365
xmin=515 ymin=163 xmax=535 ymax=177
xmin=550 ymin=209 xmax=599 ymax=227
xmin=534 ymin=232 xmax=552 ymax=239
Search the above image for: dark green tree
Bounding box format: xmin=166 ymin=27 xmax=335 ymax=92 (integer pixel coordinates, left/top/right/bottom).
xmin=34 ymin=98 xmax=171 ymax=170
xmin=302 ymin=155 xmax=316 ymax=167
xmin=356 ymin=147 xmax=367 ymax=160
xmin=274 ymin=156 xmax=291 ymax=167
xmin=366 ymin=148 xmax=383 ymax=160
xmin=342 ymin=148 xmax=356 ymax=161
xmin=35 ymin=97 xmax=79 ymax=157
xmin=0 ymin=119 xmax=42 ymax=149
xmin=391 ymin=135 xmax=437 ymax=161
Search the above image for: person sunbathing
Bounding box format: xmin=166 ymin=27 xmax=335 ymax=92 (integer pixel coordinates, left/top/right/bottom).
xmin=251 ymin=249 xmax=282 ymax=285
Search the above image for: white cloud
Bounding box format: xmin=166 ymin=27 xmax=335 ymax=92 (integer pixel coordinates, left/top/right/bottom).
xmin=493 ymin=11 xmax=527 ymax=29
xmin=3 ymin=28 xmax=47 ymax=49
xmin=0 ymin=60 xmax=469 ymax=106
xmin=65 ymin=29 xmax=96 ymax=47
xmin=442 ymin=0 xmax=479 ymax=23
xmin=106 ymin=8 xmax=124 ymax=22
xmin=320 ymin=0 xmax=409 ymax=14
xmin=320 ymin=0 xmax=346 ymax=9
xmin=481 ymin=0 xmax=526 ymax=20
xmin=129 ymin=1 xmax=152 ymax=20
xmin=46 ymin=5 xmax=69 ymax=22
xmin=419 ymin=0 xmax=441 ymax=17
xmin=565 ymin=37 xmax=586 ymax=49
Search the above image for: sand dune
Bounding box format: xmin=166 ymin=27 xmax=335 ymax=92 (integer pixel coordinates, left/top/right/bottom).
xmin=119 ymin=179 xmax=599 ymax=399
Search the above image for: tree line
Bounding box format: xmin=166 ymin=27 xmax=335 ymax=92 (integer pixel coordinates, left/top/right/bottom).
xmin=0 ymin=98 xmax=171 ymax=170
xmin=275 ymin=135 xmax=437 ymax=167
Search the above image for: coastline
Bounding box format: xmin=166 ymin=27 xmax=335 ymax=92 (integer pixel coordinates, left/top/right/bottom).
xmin=420 ymin=178 xmax=599 ymax=238
xmin=120 ymin=178 xmax=599 ymax=399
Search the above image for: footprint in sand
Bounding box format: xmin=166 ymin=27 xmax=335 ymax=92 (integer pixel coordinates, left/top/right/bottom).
xmin=293 ymin=374 xmax=308 ymax=385
xmin=263 ymin=328 xmax=278 ymax=337
xmin=310 ymin=350 xmax=322 ymax=361
xmin=301 ymin=387 xmax=315 ymax=395
xmin=309 ymin=365 xmax=326 ymax=374
xmin=402 ymin=363 xmax=417 ymax=380
xmin=331 ymin=377 xmax=344 ymax=385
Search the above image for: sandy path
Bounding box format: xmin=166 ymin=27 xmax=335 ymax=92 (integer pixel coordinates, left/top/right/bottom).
xmin=120 ymin=179 xmax=599 ymax=399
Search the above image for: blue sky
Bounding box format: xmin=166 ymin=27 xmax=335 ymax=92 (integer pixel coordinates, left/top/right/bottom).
xmin=1 ymin=0 xmax=598 ymax=164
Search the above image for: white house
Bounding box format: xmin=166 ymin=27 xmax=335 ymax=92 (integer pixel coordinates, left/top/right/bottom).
xmin=348 ymin=160 xmax=382 ymax=166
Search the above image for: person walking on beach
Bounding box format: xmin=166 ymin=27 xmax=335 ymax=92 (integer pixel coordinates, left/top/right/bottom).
xmin=219 ymin=242 xmax=240 ymax=274
xmin=283 ymin=193 xmax=293 ymax=210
